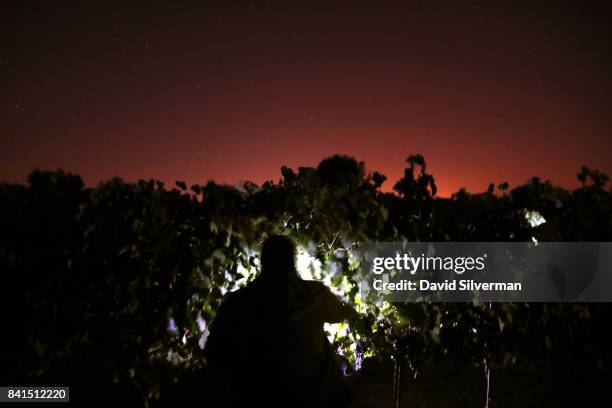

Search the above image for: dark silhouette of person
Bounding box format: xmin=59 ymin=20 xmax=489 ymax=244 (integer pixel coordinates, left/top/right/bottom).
xmin=204 ymin=235 xmax=355 ymax=407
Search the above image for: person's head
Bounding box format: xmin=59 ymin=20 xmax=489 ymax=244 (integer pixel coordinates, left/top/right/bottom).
xmin=260 ymin=235 xmax=298 ymax=280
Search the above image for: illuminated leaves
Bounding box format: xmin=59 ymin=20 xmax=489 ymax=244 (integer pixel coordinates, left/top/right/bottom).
xmin=3 ymin=158 xmax=611 ymax=404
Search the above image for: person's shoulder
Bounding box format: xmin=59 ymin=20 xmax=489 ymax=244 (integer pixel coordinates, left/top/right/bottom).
xmin=220 ymin=285 xmax=253 ymax=306
xmin=301 ymin=279 xmax=325 ymax=290
xmin=300 ymin=280 xmax=346 ymax=321
xmin=300 ymin=279 xmax=333 ymax=296
xmin=211 ymin=287 xmax=253 ymax=324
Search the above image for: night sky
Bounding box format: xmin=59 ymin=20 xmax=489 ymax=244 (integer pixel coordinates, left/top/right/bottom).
xmin=2 ymin=1 xmax=611 ymax=196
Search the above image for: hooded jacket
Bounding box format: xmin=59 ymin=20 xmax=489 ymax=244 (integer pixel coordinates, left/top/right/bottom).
xmin=204 ymin=275 xmax=353 ymax=407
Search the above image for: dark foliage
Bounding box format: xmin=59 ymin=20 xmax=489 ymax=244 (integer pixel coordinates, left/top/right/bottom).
xmin=1 ymin=155 xmax=611 ymax=406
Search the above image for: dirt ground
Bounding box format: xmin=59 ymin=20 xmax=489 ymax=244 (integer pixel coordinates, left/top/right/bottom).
xmin=142 ymin=359 xmax=611 ymax=408
xmin=347 ymin=360 xmax=610 ymax=408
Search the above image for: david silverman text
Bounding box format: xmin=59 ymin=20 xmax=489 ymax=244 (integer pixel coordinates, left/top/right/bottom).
xmin=373 ymin=279 xmax=522 ymax=292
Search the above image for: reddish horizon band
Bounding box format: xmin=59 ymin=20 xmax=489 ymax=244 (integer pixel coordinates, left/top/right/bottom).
xmin=2 ymin=3 xmax=611 ymax=197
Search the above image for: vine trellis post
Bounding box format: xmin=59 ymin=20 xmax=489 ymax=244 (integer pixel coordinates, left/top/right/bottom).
xmin=392 ymin=358 xmax=402 ymax=408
